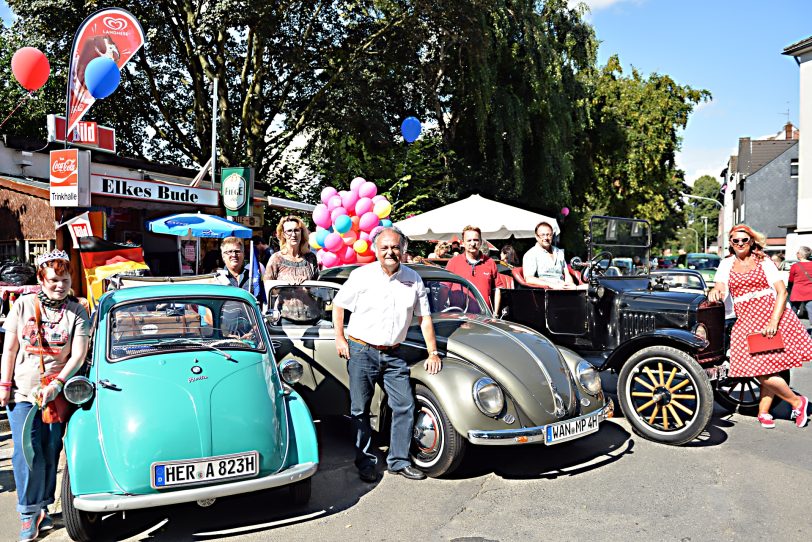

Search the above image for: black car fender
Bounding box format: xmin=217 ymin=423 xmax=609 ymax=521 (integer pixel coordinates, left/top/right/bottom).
xmin=602 ymin=328 xmax=708 ymax=372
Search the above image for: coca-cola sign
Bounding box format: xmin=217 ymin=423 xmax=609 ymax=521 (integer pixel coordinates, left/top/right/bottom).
xmin=50 ymin=149 xmax=90 ymax=207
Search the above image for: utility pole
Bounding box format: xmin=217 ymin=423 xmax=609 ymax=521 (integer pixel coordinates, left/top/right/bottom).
xmin=685 ymin=227 xmax=699 ymax=253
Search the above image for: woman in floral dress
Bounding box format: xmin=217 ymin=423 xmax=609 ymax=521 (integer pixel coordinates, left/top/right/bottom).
xmin=709 ymin=224 xmax=812 ymax=428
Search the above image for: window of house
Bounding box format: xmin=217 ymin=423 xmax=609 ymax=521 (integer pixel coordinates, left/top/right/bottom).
xmin=791 ymin=159 xmax=799 ymax=178
xmin=26 ymin=240 xmax=54 ymax=265
xmin=0 ymin=241 xmax=18 ymax=261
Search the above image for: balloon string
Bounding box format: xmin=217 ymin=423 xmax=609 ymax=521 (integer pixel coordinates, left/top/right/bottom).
xmin=393 ymin=143 xmax=412 ymax=207
xmin=0 ymin=92 xmax=34 ymax=130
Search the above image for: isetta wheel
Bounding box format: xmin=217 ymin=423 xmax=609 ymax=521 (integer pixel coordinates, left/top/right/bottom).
xmin=714 ymin=370 xmax=791 ymax=415
xmin=411 ymin=384 xmax=466 ymax=477
xmin=617 ymin=345 xmax=713 ymax=445
xmin=62 ymin=466 xmax=103 ymax=542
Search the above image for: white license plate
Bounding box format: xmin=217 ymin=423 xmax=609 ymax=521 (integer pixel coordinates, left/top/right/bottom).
xmin=545 ymin=414 xmax=601 ymax=445
xmin=151 ymin=451 xmax=259 ymax=489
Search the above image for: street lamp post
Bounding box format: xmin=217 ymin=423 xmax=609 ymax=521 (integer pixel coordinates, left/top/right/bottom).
xmin=702 ymin=216 xmax=708 ymax=253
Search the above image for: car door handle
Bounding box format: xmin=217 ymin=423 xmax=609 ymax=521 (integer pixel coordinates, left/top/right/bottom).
xmin=99 ymin=379 xmax=122 ymax=391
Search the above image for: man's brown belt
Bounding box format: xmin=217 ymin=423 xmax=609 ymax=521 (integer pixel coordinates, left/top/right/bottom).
xmin=348 ymin=336 xmax=400 ymax=351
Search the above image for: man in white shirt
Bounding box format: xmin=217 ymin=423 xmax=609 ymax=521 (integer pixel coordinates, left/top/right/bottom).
xmin=333 ymin=227 xmax=442 ymax=482
xmin=522 ymin=222 xmax=576 ymax=289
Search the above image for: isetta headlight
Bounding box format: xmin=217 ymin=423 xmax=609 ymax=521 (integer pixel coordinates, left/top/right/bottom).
xmin=278 ymin=359 xmax=304 ymax=385
xmin=576 ymin=361 xmax=601 ymax=396
xmin=63 ymin=376 xmax=95 ymax=405
xmin=473 ymin=377 xmax=505 ymax=417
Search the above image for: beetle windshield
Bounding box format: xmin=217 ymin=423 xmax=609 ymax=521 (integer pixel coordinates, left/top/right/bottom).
xmin=108 ymin=297 xmax=264 ymax=361
xmin=425 ymin=279 xmax=489 ymax=316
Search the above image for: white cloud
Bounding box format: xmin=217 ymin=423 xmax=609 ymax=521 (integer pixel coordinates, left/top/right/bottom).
xmin=569 ymin=0 xmax=642 ymax=12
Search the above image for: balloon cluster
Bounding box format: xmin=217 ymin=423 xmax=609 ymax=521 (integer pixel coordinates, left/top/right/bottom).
xmin=310 ymin=177 xmax=394 ymax=268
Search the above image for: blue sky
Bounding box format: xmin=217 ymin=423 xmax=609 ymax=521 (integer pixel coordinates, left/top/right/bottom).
xmin=3 ymin=0 xmax=811 ymax=185
xmin=585 ymin=0 xmax=812 ymax=184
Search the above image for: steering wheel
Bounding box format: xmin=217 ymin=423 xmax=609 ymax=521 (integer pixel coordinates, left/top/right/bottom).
xmin=441 ymin=306 xmax=465 ymax=313
xmin=589 ymin=251 xmax=614 ymax=276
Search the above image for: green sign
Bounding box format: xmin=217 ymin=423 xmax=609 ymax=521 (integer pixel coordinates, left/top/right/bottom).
xmin=220 ymin=167 xmax=254 ymax=217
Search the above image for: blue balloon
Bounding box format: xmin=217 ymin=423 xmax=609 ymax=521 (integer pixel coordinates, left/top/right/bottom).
xmin=84 ymin=57 xmax=121 ymax=99
xmin=334 ymin=214 xmax=352 ymax=234
xmin=401 ymin=116 xmax=421 ymax=143
xmin=381 ymin=219 xmax=393 ymax=228
xmin=316 ymin=229 xmax=329 ymax=248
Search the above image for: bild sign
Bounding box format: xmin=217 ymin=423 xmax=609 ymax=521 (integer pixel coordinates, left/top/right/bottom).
xmin=221 ymin=167 xmax=254 ymax=216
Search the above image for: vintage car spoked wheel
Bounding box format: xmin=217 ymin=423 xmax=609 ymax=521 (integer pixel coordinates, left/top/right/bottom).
xmin=618 ymin=345 xmax=713 ymax=445
xmin=411 ymin=384 xmax=466 ymax=477
xmin=714 ymin=370 xmax=791 ymax=414
xmin=62 ymin=467 xmax=103 ymax=542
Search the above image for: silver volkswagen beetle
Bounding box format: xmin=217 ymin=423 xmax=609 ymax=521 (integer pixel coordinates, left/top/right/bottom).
xmin=264 ymin=264 xmax=613 ymax=477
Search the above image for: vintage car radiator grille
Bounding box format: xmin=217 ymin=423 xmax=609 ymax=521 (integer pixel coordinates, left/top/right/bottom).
xmin=620 ymin=312 xmax=656 ymax=341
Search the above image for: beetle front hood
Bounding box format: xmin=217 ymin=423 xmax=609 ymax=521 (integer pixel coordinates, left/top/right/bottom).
xmin=426 ymin=315 xmax=578 ymax=425
xmin=95 ymin=351 xmax=287 ymax=494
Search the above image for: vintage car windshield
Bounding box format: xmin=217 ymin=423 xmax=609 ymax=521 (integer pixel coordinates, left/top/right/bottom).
xmin=590 ymin=216 xmax=651 ymax=276
xmin=425 ymin=279 xmax=489 ymax=316
xmin=108 ymin=297 xmax=264 ymax=361
xmin=268 ymin=285 xmax=337 ymax=326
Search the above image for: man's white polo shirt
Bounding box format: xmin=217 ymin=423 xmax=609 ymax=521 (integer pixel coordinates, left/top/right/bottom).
xmin=334 ymin=263 xmax=431 ymax=346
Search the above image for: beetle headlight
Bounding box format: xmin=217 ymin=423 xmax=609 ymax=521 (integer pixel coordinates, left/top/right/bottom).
xmin=576 ymin=361 xmax=601 ymax=396
xmin=278 ymin=359 xmax=303 ymax=385
xmin=64 ymin=376 xmax=95 ymax=405
xmin=473 ymin=377 xmax=504 ymax=417
xmin=693 ymin=323 xmax=708 ymax=341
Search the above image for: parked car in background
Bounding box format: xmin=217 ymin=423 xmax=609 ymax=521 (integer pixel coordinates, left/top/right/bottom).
xmin=60 ymin=284 xmax=318 ymax=542
xmin=650 ymin=268 xmax=709 ymax=294
xmin=265 ymin=265 xmax=613 ymax=478
xmin=500 ymin=216 xmax=727 ymax=446
xmin=677 ymin=253 xmax=721 ymax=287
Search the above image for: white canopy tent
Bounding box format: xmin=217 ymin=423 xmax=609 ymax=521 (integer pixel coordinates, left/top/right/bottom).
xmin=394 ymin=194 xmax=560 ymax=241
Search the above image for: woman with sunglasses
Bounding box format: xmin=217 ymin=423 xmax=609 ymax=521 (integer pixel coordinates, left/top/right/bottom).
xmin=709 ymin=224 xmax=812 ymax=428
xmin=264 ymin=215 xmax=318 ymax=285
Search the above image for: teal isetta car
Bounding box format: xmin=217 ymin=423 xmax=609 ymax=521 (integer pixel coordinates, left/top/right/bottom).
xmin=59 ymin=285 xmax=318 ymax=541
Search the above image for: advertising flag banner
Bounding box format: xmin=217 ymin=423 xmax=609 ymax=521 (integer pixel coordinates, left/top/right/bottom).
xmin=66 ymin=8 xmax=145 ymax=137
xmin=58 ymin=211 xmax=94 ymax=248
xmin=78 ymin=236 xmax=149 ymax=308
xmin=221 ymin=167 xmax=254 ymax=217
xmin=50 ymin=149 xmax=90 ymax=207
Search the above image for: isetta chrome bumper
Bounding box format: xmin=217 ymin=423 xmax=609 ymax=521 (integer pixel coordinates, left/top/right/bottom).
xmin=467 ymin=399 xmax=614 ymax=446
xmin=73 ymin=462 xmax=317 ymax=512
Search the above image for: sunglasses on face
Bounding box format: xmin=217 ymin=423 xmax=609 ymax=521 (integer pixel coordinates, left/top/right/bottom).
xmin=222 ymin=250 xmax=243 ymax=256
xmin=283 ymin=228 xmax=301 ymax=236
xmin=730 ymin=237 xmax=751 ymax=246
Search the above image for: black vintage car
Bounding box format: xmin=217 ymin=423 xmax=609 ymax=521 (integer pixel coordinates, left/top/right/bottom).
xmin=500 ymin=216 xmax=726 ymax=445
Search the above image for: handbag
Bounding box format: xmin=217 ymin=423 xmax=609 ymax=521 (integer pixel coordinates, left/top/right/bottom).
xmin=34 ymin=300 xmax=74 ymax=424
xmin=746 ymin=331 xmax=785 ymax=354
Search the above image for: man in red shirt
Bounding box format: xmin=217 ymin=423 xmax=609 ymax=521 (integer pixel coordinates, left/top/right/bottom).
xmin=789 ymin=245 xmax=812 ymax=319
xmin=445 ymin=225 xmax=504 ymax=313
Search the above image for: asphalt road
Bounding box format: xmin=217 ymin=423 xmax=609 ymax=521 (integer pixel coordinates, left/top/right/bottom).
xmin=2 ymin=366 xmax=811 ymax=542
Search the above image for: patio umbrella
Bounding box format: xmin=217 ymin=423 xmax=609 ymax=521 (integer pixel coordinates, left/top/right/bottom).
xmin=147 ymin=213 xmax=256 ymax=292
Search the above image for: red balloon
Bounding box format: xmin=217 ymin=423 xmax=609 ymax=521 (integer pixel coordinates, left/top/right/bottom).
xmin=11 ymin=47 xmax=50 ymax=91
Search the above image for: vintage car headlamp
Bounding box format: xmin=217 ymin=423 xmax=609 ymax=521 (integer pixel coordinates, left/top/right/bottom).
xmin=692 ymin=323 xmax=708 ymax=341
xmin=576 ymin=361 xmax=601 ymax=396
xmin=63 ymin=376 xmax=95 ymax=405
xmin=278 ymin=359 xmax=304 ymax=385
xmin=473 ymin=377 xmax=505 ymax=417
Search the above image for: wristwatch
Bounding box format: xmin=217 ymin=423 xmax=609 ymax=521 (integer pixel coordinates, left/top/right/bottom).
xmin=429 ymin=350 xmax=441 ymax=357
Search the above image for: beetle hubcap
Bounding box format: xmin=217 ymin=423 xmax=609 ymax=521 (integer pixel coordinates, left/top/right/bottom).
xmin=414 ymin=406 xmax=440 ymax=454
xmin=628 ymin=359 xmax=697 ymax=432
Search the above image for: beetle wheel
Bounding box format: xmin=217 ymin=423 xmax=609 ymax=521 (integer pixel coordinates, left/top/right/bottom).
xmin=618 ymin=345 xmax=713 ymax=445
xmin=411 ymin=384 xmax=466 ymax=477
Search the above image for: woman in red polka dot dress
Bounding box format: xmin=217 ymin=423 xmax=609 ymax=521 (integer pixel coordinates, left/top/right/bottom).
xmin=709 ymin=224 xmax=812 ymax=429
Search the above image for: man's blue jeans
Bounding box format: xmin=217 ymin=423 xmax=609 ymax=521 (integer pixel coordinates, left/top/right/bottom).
xmin=347 ymin=340 xmax=414 ymax=472
xmin=7 ymin=401 xmax=64 ymax=515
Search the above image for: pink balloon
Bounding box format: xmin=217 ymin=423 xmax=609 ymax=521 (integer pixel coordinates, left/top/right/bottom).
xmin=324 ymin=232 xmax=344 ymax=252
xmin=356 ymin=252 xmax=376 ymax=264
xmin=330 ymin=207 xmax=348 ymax=222
xmin=321 ymin=186 xmax=338 ymax=205
xmin=358 ymin=181 xmax=377 ymax=199
xmin=341 ymin=190 xmax=359 ymax=212
xmin=327 ymin=195 xmax=343 ymax=210
xmin=322 ymin=251 xmax=340 ymax=268
xmin=359 ymin=212 xmax=380 ymax=232
xmin=350 ymin=177 xmax=366 ymax=191
xmin=342 ymin=230 xmax=358 ymax=246
xmin=372 ymin=195 xmax=387 ymax=204
xmin=355 ymin=197 xmax=373 ymax=216
xmin=359 ymin=231 xmax=371 ymax=242
xmin=312 ymin=204 xmax=332 ymax=229
xmin=369 ymin=226 xmax=384 ymax=240
xmin=561 ymin=207 xmax=570 ymax=217
xmin=341 ymin=245 xmax=357 ymax=263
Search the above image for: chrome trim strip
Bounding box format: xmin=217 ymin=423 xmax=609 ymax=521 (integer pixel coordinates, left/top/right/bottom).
xmin=466 ymin=402 xmax=613 ymax=446
xmin=73 ymin=462 xmax=317 ymax=512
